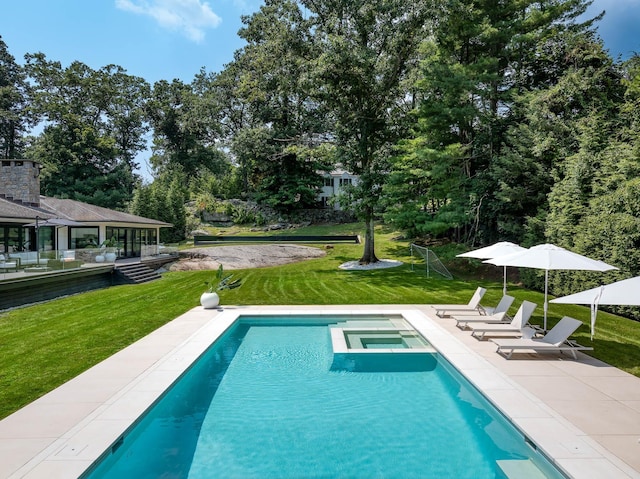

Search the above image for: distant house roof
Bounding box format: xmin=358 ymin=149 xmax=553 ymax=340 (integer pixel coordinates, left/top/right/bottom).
xmin=0 ymin=196 xmax=171 ymax=228
xmin=323 ymin=168 xmax=357 ymax=177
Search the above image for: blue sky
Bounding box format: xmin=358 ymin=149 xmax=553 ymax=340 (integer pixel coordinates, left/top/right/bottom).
xmin=2 ymin=0 xmax=638 ymax=85
xmin=0 ymin=0 xmax=263 ymax=84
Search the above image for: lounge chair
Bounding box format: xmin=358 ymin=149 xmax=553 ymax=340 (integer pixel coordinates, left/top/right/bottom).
xmin=491 ymin=316 xmax=593 ymax=359
xmin=453 ymin=295 xmax=515 ymax=328
xmin=467 ymin=300 xmax=537 ymax=340
xmin=478 ymin=294 xmax=515 ymax=316
xmin=434 ymin=287 xmax=486 ymax=317
xmin=0 ymin=254 xmax=18 ymax=272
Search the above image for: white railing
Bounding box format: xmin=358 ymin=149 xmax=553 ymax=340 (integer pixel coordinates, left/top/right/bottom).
xmin=1 ymin=245 xmax=180 ymax=279
xmin=141 ymin=244 xmax=179 ymax=261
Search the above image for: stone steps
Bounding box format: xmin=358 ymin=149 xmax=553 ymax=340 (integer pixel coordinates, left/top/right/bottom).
xmin=114 ymin=263 xmax=161 ymax=284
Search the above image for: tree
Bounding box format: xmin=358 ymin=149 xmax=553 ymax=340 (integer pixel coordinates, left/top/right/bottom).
xmin=542 ymin=54 xmax=640 ymax=298
xmin=215 ymin=0 xmax=333 ymax=211
xmin=386 ymin=0 xmax=598 ymax=245
xmin=0 ymin=36 xmax=31 ymax=159
xmin=100 ymin=65 xmax=151 ymax=195
xmin=305 ymin=0 xmax=432 ymax=263
xmin=129 ymin=171 xmax=188 ymax=242
xmin=146 ymin=78 xmax=228 ymax=181
xmin=23 ymin=54 xmax=149 ymax=209
xmin=493 ymin=33 xmax=618 ymax=245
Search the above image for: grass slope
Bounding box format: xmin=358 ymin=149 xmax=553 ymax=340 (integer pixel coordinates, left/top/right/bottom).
xmin=0 ymin=223 xmax=639 ymax=419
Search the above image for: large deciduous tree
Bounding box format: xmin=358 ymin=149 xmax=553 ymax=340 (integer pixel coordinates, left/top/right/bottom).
xmin=24 ymin=54 xmax=149 ymax=209
xmin=215 ymin=0 xmax=334 ymax=211
xmin=305 ymin=0 xmax=432 ymax=263
xmin=146 ymin=77 xmax=228 ymax=180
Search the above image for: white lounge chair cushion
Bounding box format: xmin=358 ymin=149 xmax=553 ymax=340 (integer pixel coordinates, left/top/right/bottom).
xmin=467 ymin=300 xmax=537 ymax=337
xmin=491 ymin=317 xmax=591 ymax=359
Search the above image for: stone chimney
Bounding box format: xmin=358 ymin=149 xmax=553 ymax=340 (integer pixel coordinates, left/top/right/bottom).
xmin=0 ymin=159 xmax=42 ymax=206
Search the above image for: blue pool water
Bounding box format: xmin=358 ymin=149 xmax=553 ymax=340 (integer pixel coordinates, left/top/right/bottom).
xmin=85 ymin=318 xmax=565 ymax=478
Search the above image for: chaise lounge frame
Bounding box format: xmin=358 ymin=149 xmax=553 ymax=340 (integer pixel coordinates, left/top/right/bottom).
xmin=434 ymin=287 xmax=487 ymax=317
xmin=467 ymin=300 xmax=537 ymax=340
xmin=491 ymin=316 xmax=593 ymax=359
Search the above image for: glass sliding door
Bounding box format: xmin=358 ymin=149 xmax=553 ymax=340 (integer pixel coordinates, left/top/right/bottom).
xmin=105 ymin=227 xmax=158 ymax=259
xmin=7 ymin=226 xmax=26 ymax=252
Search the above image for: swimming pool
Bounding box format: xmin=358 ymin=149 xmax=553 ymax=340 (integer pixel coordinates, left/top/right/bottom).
xmin=84 ymin=314 xmax=567 ymax=478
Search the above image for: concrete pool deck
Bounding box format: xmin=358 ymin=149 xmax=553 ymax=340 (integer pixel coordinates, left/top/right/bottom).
xmin=0 ymin=305 xmax=638 ymax=478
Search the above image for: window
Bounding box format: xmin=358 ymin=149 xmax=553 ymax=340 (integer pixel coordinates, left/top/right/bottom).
xmin=324 ymin=177 xmax=333 ymax=187
xmin=70 ymin=227 xmax=99 ymax=249
xmin=339 ymin=178 xmax=352 ymax=187
xmin=0 ymin=225 xmax=27 ymax=252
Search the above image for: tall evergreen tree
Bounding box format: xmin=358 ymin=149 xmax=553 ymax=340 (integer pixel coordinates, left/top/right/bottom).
xmin=496 ymin=33 xmax=619 ymax=245
xmin=385 ymin=0 xmax=598 ymax=245
xmin=129 ymin=171 xmax=188 ymax=242
xmin=542 ymin=53 xmax=640 ymax=299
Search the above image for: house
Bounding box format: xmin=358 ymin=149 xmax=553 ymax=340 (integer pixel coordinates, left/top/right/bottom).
xmin=0 ymin=159 xmax=171 ymax=261
xmin=318 ymin=169 xmax=358 ymax=210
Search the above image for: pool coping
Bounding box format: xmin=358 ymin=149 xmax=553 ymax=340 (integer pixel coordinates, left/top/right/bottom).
xmin=0 ymin=305 xmax=638 ymax=478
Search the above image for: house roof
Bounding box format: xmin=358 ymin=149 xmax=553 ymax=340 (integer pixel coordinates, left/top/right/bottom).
xmin=0 ymin=196 xmax=171 ymax=227
xmin=39 ymin=197 xmax=172 ymax=227
xmin=0 ymin=197 xmax=54 ymax=222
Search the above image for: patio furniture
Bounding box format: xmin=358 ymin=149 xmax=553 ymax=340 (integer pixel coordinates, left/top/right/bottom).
xmin=491 ymin=316 xmax=593 ymax=359
xmin=467 ymin=300 xmax=537 ymax=340
xmin=0 ymin=254 xmax=19 ymax=272
xmin=434 ymin=287 xmax=487 ymax=317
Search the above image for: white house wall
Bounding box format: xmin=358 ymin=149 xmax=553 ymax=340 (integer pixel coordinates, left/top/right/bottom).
xmin=319 ymin=172 xmax=359 ymax=211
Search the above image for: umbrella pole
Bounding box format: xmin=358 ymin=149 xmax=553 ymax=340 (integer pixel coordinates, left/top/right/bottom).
xmin=544 ymin=270 xmax=549 ymax=331
xmin=503 ymin=266 xmax=507 ymax=296
xmin=590 ymin=286 xmax=603 ymax=341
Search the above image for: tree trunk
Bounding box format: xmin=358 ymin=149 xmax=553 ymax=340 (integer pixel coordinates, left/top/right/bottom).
xmin=358 ymin=213 xmax=378 ymax=264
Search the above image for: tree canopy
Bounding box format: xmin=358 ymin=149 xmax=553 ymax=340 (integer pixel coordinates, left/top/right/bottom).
xmin=2 ymin=0 xmax=640 ymax=293
xmin=23 ymin=54 xmax=150 ymax=209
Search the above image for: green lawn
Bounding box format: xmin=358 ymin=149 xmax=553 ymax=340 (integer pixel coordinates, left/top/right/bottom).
xmin=1 ymin=223 xmax=639 ymax=419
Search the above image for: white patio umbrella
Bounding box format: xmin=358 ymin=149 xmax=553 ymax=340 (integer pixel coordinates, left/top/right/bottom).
xmin=456 ymin=241 xmax=527 ymax=295
xmin=551 ymin=276 xmax=640 ymax=340
xmin=484 ymin=244 xmax=618 ymax=330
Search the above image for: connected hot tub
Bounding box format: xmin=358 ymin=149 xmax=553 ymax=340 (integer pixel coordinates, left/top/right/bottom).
xmin=329 ymin=316 xmax=437 ymax=371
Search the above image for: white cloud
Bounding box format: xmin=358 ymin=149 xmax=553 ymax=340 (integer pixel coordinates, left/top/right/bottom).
xmin=115 ymin=0 xmax=222 ymax=43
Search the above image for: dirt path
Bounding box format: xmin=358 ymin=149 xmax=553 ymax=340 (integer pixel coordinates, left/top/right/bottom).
xmin=169 ymin=244 xmax=327 ymax=271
